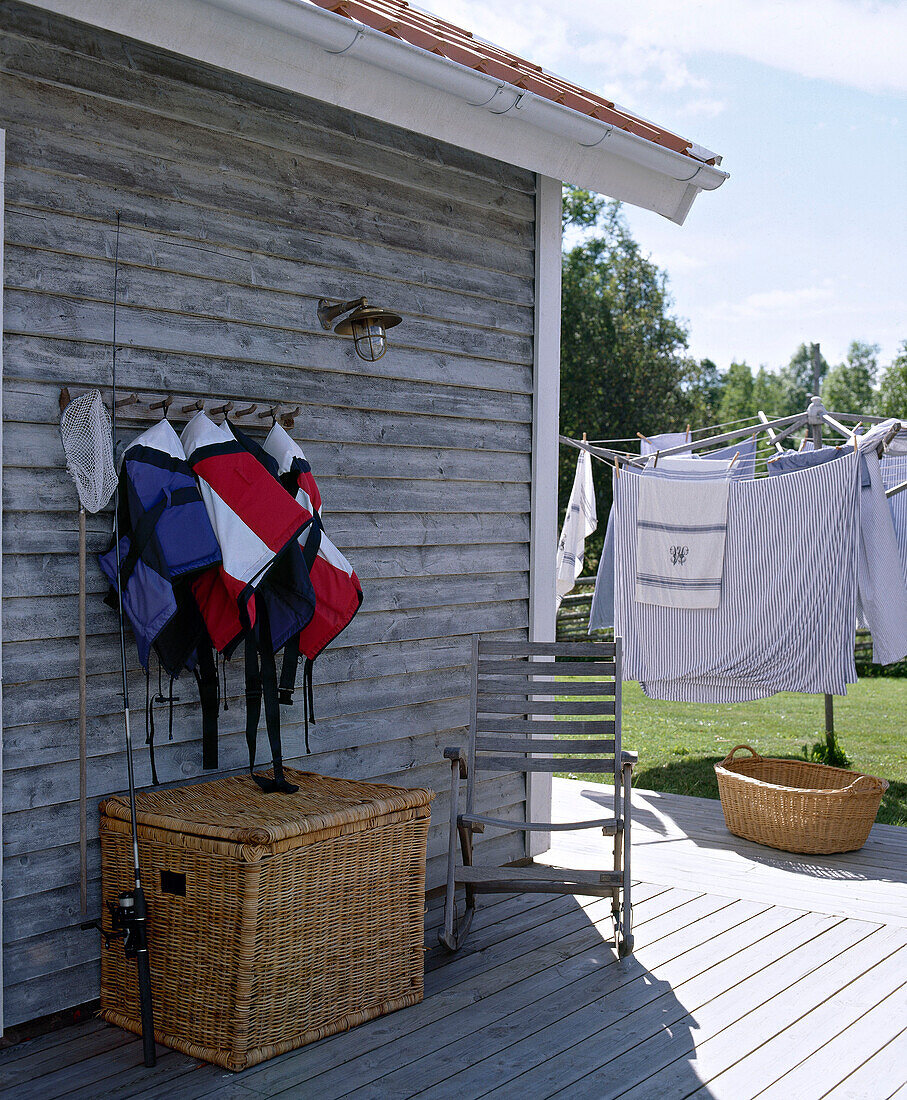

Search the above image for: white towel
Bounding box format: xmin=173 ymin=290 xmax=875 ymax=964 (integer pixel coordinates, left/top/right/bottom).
xmin=556 ymin=449 xmax=597 ymax=606
xmin=636 ymin=475 xmax=730 ymax=608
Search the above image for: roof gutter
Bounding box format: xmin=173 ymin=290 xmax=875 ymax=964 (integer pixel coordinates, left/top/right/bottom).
xmin=205 ymin=0 xmax=729 ymax=194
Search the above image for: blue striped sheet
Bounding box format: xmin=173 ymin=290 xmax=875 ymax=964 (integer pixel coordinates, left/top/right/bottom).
xmin=855 ymin=450 xmax=907 ymax=665
xmin=613 ymin=450 xmax=862 ymax=702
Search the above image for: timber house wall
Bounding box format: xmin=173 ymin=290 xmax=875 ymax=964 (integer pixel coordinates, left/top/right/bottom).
xmin=0 ymin=1 xmax=536 ymax=1024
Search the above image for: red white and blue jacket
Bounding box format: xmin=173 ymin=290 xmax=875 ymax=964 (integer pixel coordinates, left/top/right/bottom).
xmin=263 ymin=423 xmax=363 ymax=660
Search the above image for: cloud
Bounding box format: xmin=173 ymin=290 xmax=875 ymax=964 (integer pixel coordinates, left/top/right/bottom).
xmin=715 ymin=284 xmax=837 ymax=321
xmin=424 ymin=0 xmax=907 ymax=98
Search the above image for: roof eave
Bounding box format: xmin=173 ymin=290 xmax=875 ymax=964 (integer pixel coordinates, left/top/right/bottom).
xmin=30 ymin=0 xmax=729 ymax=222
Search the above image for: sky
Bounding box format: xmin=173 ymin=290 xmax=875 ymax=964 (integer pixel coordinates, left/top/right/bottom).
xmin=425 ymin=0 xmax=907 ymax=376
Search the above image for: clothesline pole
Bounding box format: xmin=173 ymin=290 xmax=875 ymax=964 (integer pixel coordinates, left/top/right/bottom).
xmin=808 ymin=395 xmax=838 ymax=753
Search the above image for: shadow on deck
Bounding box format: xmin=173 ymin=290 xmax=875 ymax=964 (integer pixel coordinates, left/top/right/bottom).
xmin=2 ymin=779 xmax=906 ymax=1099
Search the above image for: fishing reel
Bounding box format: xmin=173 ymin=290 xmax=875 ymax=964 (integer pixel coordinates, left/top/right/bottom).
xmin=82 ymin=891 xmax=145 ymax=957
xmin=108 ymin=891 xmax=143 ymax=957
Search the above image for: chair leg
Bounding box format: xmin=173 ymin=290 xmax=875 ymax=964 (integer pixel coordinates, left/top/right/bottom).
xmin=440 ymin=755 xmax=463 ymax=951
xmin=618 ymin=760 xmax=634 ymax=957
xmin=611 ymin=824 xmax=623 ymax=926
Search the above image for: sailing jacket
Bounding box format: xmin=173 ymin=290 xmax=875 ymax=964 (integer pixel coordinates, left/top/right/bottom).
xmin=181 ymin=412 xmax=316 ymax=655
xmin=263 ymin=423 xmax=363 ymax=661
xmin=98 ymin=418 xmax=221 ymax=673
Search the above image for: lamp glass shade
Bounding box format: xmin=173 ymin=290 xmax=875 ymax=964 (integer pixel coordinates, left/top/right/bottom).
xmin=351 ymin=318 xmax=388 ymax=362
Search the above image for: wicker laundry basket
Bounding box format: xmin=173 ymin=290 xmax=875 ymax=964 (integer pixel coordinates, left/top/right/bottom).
xmin=714 ymin=745 xmax=888 ymax=854
xmin=99 ymin=769 xmax=433 ymax=1070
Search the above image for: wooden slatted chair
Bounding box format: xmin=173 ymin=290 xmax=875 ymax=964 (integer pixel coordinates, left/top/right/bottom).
xmin=440 ymin=637 xmax=636 ymax=957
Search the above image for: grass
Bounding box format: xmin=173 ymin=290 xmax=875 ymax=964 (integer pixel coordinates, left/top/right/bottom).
xmin=558 ymin=677 xmax=907 ymax=827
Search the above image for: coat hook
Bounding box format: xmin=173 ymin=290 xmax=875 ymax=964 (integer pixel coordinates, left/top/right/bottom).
xmin=115 ymin=392 xmax=138 ymax=409
xmin=279 ymin=404 xmax=301 ymax=429
xmin=235 ymin=403 xmax=257 ymax=417
xmin=149 ymin=395 xmax=173 ymax=416
xmin=258 ymin=405 xmax=278 ymax=423
xmin=59 ymin=386 xmax=72 ymax=413
xmin=210 ymin=400 xmax=233 ymax=417
xmin=181 ymin=399 xmax=204 ymax=414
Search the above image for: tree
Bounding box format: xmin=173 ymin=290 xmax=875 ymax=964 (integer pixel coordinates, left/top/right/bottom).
xmin=752 ymin=366 xmax=786 ymax=416
xmin=682 ymin=357 xmax=723 ymax=425
xmin=776 ymin=343 xmax=830 ymax=416
xmin=875 ymin=341 xmax=907 ymax=418
xmin=559 ymin=190 xmax=693 ymax=566
xmin=716 ymin=361 xmax=754 ymax=423
xmin=821 ymin=341 xmax=879 ymax=413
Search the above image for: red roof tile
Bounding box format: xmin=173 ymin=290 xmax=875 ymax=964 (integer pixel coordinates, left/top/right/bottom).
xmin=309 ymin=0 xmax=717 ymax=165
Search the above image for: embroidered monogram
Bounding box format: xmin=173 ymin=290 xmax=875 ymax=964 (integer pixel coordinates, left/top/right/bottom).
xmin=670 ymin=545 xmax=689 ymax=566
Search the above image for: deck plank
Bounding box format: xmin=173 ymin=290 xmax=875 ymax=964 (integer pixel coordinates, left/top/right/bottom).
xmin=584 ymin=925 xmax=904 ymax=1100
xmin=411 ymin=907 xmax=842 ymax=1100
xmin=1 ymin=778 xmax=904 ymax=1100
xmin=755 ymin=978 xmax=907 ymax=1099
xmin=235 ymin=885 xmax=673 ymax=1097
xmin=472 ymin=915 xmax=878 ymax=1100
xmin=280 ymin=894 xmax=740 ymax=1100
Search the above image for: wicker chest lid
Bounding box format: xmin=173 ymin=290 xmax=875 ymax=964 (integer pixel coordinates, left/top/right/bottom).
xmin=100 ymin=769 xmax=434 ymax=848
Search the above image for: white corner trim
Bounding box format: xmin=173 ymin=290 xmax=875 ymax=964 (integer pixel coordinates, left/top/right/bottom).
xmin=0 ymin=126 xmax=6 ymax=1035
xmin=527 ymin=174 xmax=562 ymax=858
xmin=29 ymin=0 xmax=726 ymax=223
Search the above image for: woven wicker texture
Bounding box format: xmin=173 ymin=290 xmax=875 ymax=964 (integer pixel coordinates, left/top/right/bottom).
xmin=100 ymin=769 xmax=433 ymax=1070
xmin=715 ymin=745 xmax=888 ymax=854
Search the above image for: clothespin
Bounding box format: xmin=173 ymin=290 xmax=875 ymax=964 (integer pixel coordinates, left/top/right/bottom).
xmin=798 ymin=436 xmax=807 ymax=452
xmin=728 ymin=451 xmax=740 ymax=469
xmin=653 ymin=451 xmax=659 ymax=468
xmin=582 ymin=432 xmax=587 ymax=442
xmin=636 ymin=432 xmax=651 ymax=444
xmin=685 ymin=423 xmax=691 ymax=441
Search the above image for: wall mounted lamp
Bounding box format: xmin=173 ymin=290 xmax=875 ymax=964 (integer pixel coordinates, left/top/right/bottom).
xmin=317 ymin=296 xmax=402 ymax=362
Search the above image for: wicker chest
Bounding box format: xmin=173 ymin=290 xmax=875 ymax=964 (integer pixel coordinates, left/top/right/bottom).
xmin=99 ymin=769 xmax=433 ymax=1071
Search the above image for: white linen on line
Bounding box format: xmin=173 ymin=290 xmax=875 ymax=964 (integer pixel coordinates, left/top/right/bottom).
xmin=643 ymin=455 xmax=735 ymax=475
xmin=614 ymin=449 xmax=862 ymax=703
xmin=635 ymin=474 xmax=730 ymax=609
xmin=556 ymin=447 xmax=597 ymax=607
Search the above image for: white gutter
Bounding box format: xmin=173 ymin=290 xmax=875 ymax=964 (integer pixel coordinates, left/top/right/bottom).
xmin=209 ymin=0 xmax=728 ymax=194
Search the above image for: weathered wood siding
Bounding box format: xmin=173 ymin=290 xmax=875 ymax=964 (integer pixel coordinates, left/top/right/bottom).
xmin=0 ymin=3 xmax=536 ymax=1025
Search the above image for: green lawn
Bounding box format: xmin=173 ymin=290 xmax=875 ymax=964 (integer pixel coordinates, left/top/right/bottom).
xmin=559 ymin=677 xmax=907 ymax=826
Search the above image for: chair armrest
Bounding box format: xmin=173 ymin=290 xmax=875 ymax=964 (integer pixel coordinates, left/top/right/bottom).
xmin=444 ymin=746 xmax=468 ymax=779
xmin=621 ymin=750 xmax=638 ymax=767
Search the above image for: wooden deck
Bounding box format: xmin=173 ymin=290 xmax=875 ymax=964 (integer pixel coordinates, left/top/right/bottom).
xmin=2 ymin=779 xmax=906 ymax=1099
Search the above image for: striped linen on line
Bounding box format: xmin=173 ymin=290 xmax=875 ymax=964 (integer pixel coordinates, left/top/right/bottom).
xmin=855 ymin=449 xmax=907 ymax=664
xmin=614 ymin=449 xmax=862 ymax=702
xmin=882 ymin=452 xmax=907 ymax=577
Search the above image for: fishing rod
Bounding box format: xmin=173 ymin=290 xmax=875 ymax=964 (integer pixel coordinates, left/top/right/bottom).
xmin=109 ymin=212 xmax=157 ymax=1068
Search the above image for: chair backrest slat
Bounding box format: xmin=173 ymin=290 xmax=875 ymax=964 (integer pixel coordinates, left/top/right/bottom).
xmin=476 ymin=718 xmax=615 ymax=735
xmin=477 ymin=755 xmax=616 ymax=773
xmin=476 ymin=680 xmax=616 ymax=696
xmin=477 ymin=660 xmax=616 ymax=678
xmin=478 ymin=641 xmax=617 ymax=658
xmin=476 ymin=697 xmax=615 ymax=715
xmin=476 ymin=736 xmax=615 ymax=754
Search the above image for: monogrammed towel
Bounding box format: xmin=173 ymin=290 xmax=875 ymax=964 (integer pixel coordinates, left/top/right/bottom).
xmin=635 ymin=474 xmax=730 ymax=608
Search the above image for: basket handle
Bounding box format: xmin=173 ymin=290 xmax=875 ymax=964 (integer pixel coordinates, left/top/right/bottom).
xmin=720 ymin=744 xmax=762 ymax=766
xmin=843 ymin=774 xmax=888 ymax=795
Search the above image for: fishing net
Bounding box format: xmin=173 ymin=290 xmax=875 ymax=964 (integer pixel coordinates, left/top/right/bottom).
xmin=60 ymin=390 xmax=119 ymax=513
